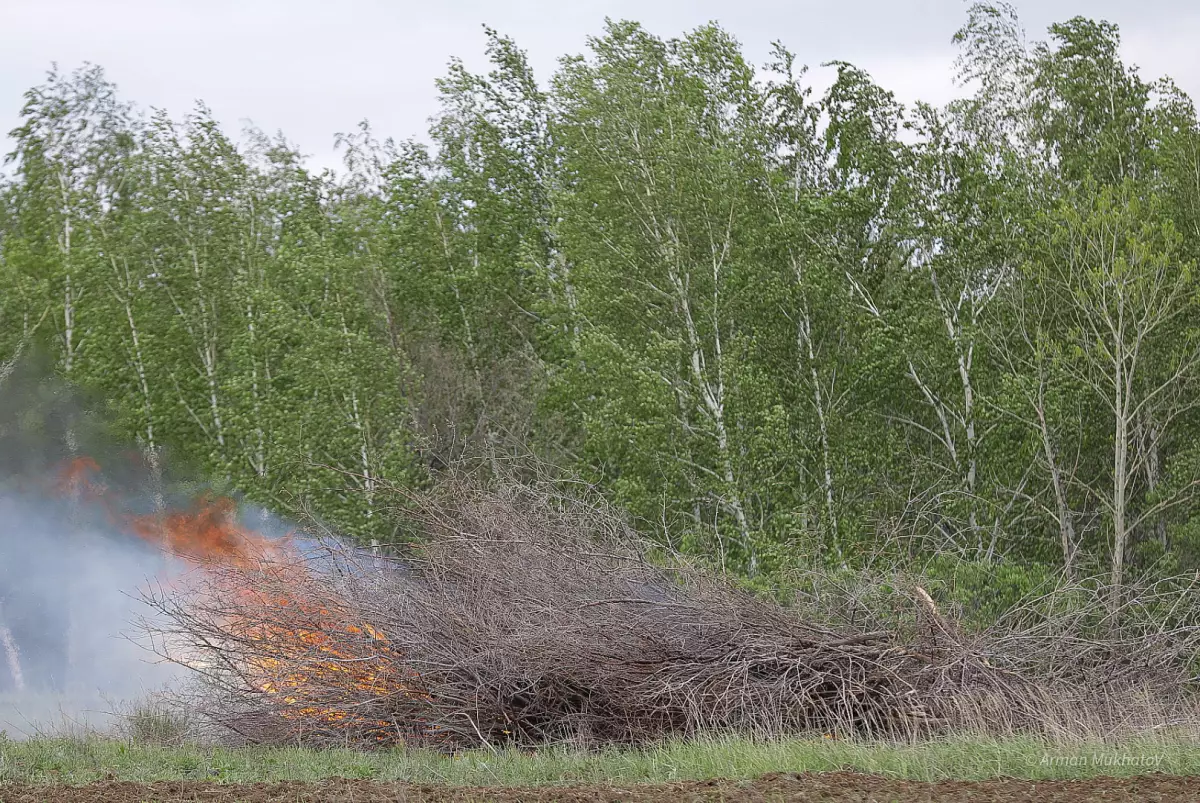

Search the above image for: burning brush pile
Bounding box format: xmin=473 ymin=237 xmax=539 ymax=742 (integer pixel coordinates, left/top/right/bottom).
xmin=127 ymin=478 xmax=1200 ymax=750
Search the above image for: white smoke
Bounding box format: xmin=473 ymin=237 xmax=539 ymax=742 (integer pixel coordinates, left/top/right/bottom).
xmin=0 ymin=363 xmax=329 ymax=738
xmin=0 ymin=489 xmax=185 ymax=737
xmin=0 ymin=366 xmax=199 ymax=736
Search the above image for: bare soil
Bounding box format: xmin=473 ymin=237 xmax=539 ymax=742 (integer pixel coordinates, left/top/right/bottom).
xmin=3 ymin=772 xmax=1198 ymax=802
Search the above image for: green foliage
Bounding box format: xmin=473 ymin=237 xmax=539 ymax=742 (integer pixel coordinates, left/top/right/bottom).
xmin=921 ymin=556 xmax=1059 ymax=629
xmin=3 ymin=6 xmax=1200 ymax=587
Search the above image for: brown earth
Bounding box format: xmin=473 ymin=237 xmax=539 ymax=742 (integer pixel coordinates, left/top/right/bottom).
xmin=3 ymin=772 xmax=1199 ymax=802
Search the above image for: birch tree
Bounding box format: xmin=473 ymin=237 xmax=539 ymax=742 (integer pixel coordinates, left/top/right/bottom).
xmin=1032 ymin=184 xmax=1200 ymax=596
xmin=4 ymin=64 xmax=137 ymax=379
xmin=759 ymin=46 xmax=862 ymax=562
xmin=553 ymin=22 xmax=772 ymax=571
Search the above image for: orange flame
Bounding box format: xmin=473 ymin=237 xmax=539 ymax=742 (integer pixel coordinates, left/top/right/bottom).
xmin=56 ymin=457 xmax=282 ymax=567
xmin=56 ymin=456 xmax=106 ymax=500
xmin=128 ymin=494 xmax=286 ymax=568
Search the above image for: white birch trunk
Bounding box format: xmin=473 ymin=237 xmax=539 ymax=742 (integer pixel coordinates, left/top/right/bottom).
xmin=797 ymin=310 xmax=841 ymax=560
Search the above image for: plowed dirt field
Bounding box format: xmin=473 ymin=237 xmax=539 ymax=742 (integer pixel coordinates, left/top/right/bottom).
xmin=3 ymin=772 xmax=1199 ymax=802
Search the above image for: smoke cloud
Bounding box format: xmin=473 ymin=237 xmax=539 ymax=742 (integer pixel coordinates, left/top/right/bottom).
xmin=0 ymin=363 xmax=278 ymax=737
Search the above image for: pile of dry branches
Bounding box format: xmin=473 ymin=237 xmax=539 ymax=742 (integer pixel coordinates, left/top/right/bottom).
xmin=141 ymin=481 xmax=1200 ymax=749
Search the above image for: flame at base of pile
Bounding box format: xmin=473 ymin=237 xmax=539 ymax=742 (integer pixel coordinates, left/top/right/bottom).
xmin=232 ymin=572 xmax=430 ymax=743
xmin=140 ymin=526 xmax=438 ymax=746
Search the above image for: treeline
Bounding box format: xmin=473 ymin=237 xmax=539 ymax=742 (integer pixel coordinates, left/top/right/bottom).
xmin=3 ymin=4 xmax=1200 ymax=592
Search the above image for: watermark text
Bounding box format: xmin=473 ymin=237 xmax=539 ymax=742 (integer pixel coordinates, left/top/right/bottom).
xmin=1040 ymin=753 xmax=1164 ymax=768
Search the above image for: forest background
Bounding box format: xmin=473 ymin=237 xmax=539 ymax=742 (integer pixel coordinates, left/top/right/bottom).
xmin=3 ymin=2 xmax=1198 ymax=608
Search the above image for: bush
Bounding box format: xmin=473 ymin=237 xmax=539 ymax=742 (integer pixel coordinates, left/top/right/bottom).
xmin=116 ymin=696 xmax=196 ymax=746
xmin=920 ymin=556 xmax=1060 ymax=630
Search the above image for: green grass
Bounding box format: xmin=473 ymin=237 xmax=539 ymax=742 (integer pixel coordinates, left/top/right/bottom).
xmin=2 ymin=733 xmax=1199 ymax=786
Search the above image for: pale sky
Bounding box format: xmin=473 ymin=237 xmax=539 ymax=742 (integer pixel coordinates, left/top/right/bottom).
xmin=2 ymin=1 xmax=1197 ymax=174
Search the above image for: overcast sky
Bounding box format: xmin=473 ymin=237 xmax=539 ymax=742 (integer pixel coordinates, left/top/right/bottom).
xmin=3 ymin=1 xmax=1198 ymax=174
